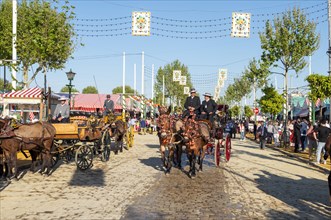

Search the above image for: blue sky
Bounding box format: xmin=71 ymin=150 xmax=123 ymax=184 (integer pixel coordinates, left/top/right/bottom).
xmin=21 ymin=0 xmax=330 ymax=105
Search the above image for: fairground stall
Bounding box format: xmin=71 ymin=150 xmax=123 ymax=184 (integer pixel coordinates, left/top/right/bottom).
xmin=1 ymin=87 xmax=61 ymax=122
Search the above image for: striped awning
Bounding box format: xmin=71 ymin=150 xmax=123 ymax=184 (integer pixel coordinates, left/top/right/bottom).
xmin=2 ymin=87 xmax=42 ymax=98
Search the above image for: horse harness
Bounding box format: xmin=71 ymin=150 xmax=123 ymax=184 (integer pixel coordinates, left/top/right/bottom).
xmin=0 ymin=119 xmax=53 ymax=154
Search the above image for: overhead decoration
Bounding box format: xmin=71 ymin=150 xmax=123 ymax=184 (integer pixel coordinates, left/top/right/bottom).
xmin=179 ymin=76 xmax=187 ymax=85
xmin=173 ymin=70 xmax=181 ymax=82
xmin=132 ymin=11 xmax=151 ymax=36
xmin=218 ymin=69 xmax=227 ymax=80
xmin=184 ymin=87 xmax=190 ymax=95
xmin=231 ymin=12 xmax=251 ymax=38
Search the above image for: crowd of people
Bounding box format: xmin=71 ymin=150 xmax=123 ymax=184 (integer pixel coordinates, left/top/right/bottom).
xmin=252 ymin=118 xmax=331 ymax=165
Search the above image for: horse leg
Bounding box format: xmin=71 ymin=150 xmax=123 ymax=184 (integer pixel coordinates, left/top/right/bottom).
xmin=187 ymin=152 xmax=193 ymax=177
xmin=176 ymin=144 xmax=182 ymax=170
xmin=160 ymin=145 xmax=167 ymax=168
xmin=191 ymin=154 xmax=197 ymax=177
xmin=166 ymin=147 xmax=174 ymax=174
xmin=199 ymin=145 xmax=207 ymax=172
xmin=29 ymin=150 xmax=38 ymax=173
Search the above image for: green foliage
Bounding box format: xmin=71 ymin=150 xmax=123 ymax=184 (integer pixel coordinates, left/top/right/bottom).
xmin=259 ymin=8 xmax=319 ymax=74
xmin=112 ymin=85 xmax=137 ymax=94
xmin=230 ymin=105 xmax=240 ymax=118
xmin=244 ymin=105 xmax=253 ymax=118
xmin=224 ymin=77 xmax=251 ymax=103
xmin=306 ymin=74 xmax=331 ymax=102
xmin=258 ymin=85 xmax=285 ymax=117
xmin=0 ymin=78 xmax=13 ymax=92
xmin=243 ymin=58 xmax=269 ymax=88
xmin=60 ymin=86 xmax=79 ymax=93
xmin=82 ymin=86 xmax=98 ymax=94
xmin=0 ymin=0 xmax=78 ymax=88
xmin=154 ymin=60 xmax=193 ymax=107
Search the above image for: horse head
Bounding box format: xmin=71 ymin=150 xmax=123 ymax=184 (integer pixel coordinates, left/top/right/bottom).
xmin=157 ymin=114 xmax=172 ymax=141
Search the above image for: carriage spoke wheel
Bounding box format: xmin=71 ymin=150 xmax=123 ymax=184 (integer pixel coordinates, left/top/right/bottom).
xmin=214 ymin=140 xmax=221 ymax=167
xmin=75 ymin=145 xmax=93 ymax=170
xmin=101 ymin=131 xmax=111 ymax=162
xmin=225 ymin=135 xmax=231 ymax=162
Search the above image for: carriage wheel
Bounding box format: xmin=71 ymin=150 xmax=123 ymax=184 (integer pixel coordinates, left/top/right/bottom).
xmin=214 ymin=140 xmax=221 ymax=167
xmin=101 ymin=131 xmax=111 ymax=162
xmin=225 ymin=135 xmax=231 ymax=162
xmin=75 ymin=145 xmax=93 ymax=170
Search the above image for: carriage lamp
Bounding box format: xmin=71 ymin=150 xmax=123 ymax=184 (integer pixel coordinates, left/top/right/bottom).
xmin=66 ymin=69 xmax=76 ymax=108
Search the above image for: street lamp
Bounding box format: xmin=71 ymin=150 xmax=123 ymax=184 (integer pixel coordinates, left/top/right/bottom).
xmin=66 ymin=69 xmax=76 ymax=108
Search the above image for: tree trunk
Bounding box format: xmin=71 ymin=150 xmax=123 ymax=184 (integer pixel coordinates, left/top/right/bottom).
xmin=23 ymin=65 xmax=29 ymax=89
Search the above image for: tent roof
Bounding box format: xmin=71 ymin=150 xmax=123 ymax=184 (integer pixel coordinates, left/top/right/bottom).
xmin=72 ymin=94 xmax=123 ymax=112
xmin=2 ymin=87 xmax=42 ymax=98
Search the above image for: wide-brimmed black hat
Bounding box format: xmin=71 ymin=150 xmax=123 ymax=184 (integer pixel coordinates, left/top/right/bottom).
xmin=203 ymin=92 xmax=212 ymax=97
xmin=190 ymin=88 xmax=196 ymax=93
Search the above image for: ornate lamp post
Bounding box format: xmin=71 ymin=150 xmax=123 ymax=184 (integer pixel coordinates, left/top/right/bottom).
xmin=66 ymin=69 xmax=76 ymax=108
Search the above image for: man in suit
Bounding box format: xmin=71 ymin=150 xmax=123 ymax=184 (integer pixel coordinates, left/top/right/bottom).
xmin=103 ymin=94 xmax=114 ymax=116
xmin=183 ymin=88 xmax=201 ymax=118
xmin=200 ymin=92 xmax=217 ymax=123
xmin=52 ymin=97 xmax=70 ymax=123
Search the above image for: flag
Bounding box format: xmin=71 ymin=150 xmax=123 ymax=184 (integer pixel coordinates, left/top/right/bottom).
xmin=29 ymin=112 xmax=35 ymax=121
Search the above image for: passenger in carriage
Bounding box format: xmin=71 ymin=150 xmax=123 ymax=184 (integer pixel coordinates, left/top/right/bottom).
xmin=200 ymin=92 xmax=217 ymax=123
xmin=103 ymin=94 xmax=114 ymax=116
xmin=52 ymin=96 xmax=70 ymax=123
xmin=182 ymin=88 xmax=201 ymax=119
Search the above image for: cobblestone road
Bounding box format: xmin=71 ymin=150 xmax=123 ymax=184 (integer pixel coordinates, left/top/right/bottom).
xmin=0 ymin=135 xmax=330 ymax=219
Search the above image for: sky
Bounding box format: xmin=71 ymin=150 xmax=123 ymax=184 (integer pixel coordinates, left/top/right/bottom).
xmin=2 ymin=0 xmax=329 ymax=106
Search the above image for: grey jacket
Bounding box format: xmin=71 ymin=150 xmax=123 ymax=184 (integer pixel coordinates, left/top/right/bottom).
xmin=53 ymin=104 xmax=70 ymax=119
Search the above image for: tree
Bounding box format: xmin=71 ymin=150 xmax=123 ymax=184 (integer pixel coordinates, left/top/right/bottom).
xmin=82 ymin=86 xmax=98 ymax=94
xmin=0 ymin=0 xmax=77 ymax=88
xmin=0 ymin=78 xmax=13 ymax=92
xmin=259 ymin=8 xmax=319 ymax=123
xmin=112 ymin=85 xmax=137 ymax=95
xmin=230 ymin=105 xmax=240 ymax=119
xmin=154 ymin=60 xmax=193 ymax=107
xmin=60 ymin=86 xmax=79 ymax=93
xmin=244 ymin=105 xmax=253 ymax=119
xmin=258 ymin=85 xmax=285 ymax=119
xmin=306 ymin=74 xmax=331 ymax=119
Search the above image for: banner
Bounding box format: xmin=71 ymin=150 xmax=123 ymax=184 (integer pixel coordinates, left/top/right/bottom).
xmin=184 ymin=87 xmax=190 ymax=95
xmin=231 ymin=12 xmax=251 ymax=38
xmin=179 ymin=76 xmax=187 ymax=85
xmin=218 ymin=79 xmax=225 ymax=88
xmin=173 ymin=70 xmax=181 ymax=82
xmin=218 ymin=69 xmax=227 ymax=80
xmin=132 ymin=12 xmax=151 ymax=36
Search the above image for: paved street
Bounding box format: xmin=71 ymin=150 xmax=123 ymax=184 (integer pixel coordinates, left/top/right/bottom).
xmin=0 ymin=134 xmax=330 ymax=219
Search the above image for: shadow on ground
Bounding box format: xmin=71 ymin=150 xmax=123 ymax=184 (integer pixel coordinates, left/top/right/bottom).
xmin=69 ymin=168 xmax=105 ymax=187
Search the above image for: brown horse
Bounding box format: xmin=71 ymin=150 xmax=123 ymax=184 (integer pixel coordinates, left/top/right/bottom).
xmin=109 ymin=119 xmax=126 ymax=154
xmin=157 ymin=106 xmax=177 ymax=174
xmin=182 ymin=117 xmax=210 ymax=177
xmin=324 ymin=134 xmax=331 ymax=204
xmin=0 ymin=118 xmax=56 ymax=178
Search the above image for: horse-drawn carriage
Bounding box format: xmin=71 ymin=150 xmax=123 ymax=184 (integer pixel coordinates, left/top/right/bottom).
xmin=157 ymin=104 xmax=232 ymax=177
xmin=50 ymin=111 xmax=134 ymax=170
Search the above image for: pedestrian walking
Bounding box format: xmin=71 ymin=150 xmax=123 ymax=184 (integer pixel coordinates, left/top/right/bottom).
xmin=293 ymin=119 xmax=301 ymax=153
xmin=314 ymin=119 xmax=331 ymax=164
xmin=239 ymin=122 xmax=245 ymax=141
xmin=257 ymin=121 xmax=268 ymax=150
xmin=300 ymin=119 xmax=309 ymax=151
xmin=139 ymin=118 xmax=147 ymax=135
xmin=253 ymin=122 xmax=257 ymax=140
xmin=306 ymin=121 xmax=317 ymax=161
